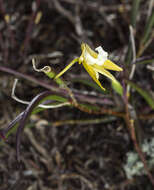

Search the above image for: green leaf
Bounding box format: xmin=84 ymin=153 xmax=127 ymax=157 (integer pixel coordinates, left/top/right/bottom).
xmin=45 ymin=95 xmax=68 ymax=102
xmin=31 ymin=95 xmax=68 ymax=105
xmin=136 ymin=58 xmax=154 ymax=65
xmin=79 ymin=103 xmax=101 ymax=111
xmin=125 ymin=0 xmax=141 ymax=65
xmin=131 ymin=0 xmax=141 ymax=28
xmin=111 ymin=80 xmax=123 ymax=96
xmin=127 ymin=81 xmax=154 ymax=109
xmin=141 ymin=12 xmax=154 ymax=45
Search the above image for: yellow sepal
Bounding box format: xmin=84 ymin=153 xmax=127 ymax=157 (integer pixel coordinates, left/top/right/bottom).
xmin=81 ymin=43 xmax=98 ymax=58
xmin=92 ymin=64 xmax=117 ymax=82
xmin=103 ymin=60 xmax=123 ymax=71
xmin=82 ymin=62 xmax=105 ymax=91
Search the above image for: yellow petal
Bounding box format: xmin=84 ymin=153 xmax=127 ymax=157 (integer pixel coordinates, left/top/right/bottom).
xmin=81 ymin=43 xmax=98 ymax=58
xmin=82 ymin=61 xmax=105 ymax=90
xmin=92 ymin=64 xmax=117 ymax=82
xmin=103 ymin=60 xmax=123 ymax=71
xmin=55 ymin=58 xmax=79 ymax=79
xmin=79 ymin=45 xmax=86 ymax=64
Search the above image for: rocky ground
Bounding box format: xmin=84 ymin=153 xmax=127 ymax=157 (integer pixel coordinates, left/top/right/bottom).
xmin=0 ymin=0 xmax=154 ymax=190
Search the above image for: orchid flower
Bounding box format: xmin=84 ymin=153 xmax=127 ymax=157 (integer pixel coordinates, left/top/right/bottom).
xmin=55 ymin=43 xmax=123 ymax=90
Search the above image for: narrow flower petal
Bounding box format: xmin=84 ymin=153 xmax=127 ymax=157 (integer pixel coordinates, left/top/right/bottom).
xmin=103 ymin=60 xmax=123 ymax=71
xmin=81 ymin=43 xmax=97 ymax=58
xmin=55 ymin=58 xmax=79 ymax=79
xmin=82 ymin=62 xmax=105 ymax=90
xmin=92 ymin=64 xmax=117 ymax=82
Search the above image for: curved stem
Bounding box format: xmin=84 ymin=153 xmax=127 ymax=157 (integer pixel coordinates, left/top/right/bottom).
xmin=16 ymin=91 xmax=54 ymax=162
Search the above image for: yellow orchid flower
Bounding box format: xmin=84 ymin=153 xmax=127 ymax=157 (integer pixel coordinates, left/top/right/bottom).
xmin=55 ymin=43 xmax=123 ymax=90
